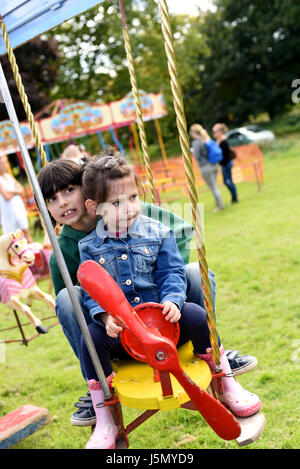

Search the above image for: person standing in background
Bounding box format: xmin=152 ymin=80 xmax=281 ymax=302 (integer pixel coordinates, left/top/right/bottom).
xmin=60 ymin=144 xmax=85 ymax=165
xmin=212 ymin=123 xmax=238 ymax=204
xmin=0 ymin=154 xmax=32 ymax=242
xmin=190 ymin=124 xmax=224 ymax=212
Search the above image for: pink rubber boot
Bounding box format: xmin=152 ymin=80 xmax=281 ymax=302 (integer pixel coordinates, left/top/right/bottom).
xmin=197 ymin=346 xmax=262 ymax=417
xmin=85 ymin=376 xmax=119 ymax=450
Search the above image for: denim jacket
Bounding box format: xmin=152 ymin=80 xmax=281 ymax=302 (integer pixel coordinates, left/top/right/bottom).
xmin=78 ymin=215 xmax=187 ymax=321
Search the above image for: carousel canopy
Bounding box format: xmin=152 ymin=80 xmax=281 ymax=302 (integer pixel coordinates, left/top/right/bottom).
xmin=0 ymin=0 xmax=105 ymax=56
xmin=0 ymin=91 xmax=167 ymax=155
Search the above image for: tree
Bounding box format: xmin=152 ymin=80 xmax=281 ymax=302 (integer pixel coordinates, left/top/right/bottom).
xmin=46 ymin=0 xmax=207 ymax=140
xmin=46 ymin=0 xmax=166 ymax=102
xmin=193 ymin=0 xmax=300 ymax=127
xmin=0 ymin=37 xmax=60 ymax=121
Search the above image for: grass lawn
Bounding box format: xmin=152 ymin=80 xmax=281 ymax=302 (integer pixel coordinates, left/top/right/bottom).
xmin=0 ymin=135 xmax=299 ymax=449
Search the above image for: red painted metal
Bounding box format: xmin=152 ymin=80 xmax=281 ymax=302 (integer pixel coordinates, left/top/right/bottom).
xmin=0 ymin=405 xmax=50 ymax=449
xmin=120 ymin=302 xmax=179 ymax=362
xmin=158 ymin=370 xmax=174 ymax=398
xmin=125 ymin=410 xmax=159 ymax=435
xmin=77 ymin=260 xmax=241 ymax=441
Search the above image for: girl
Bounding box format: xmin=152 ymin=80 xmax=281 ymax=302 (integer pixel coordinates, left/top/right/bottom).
xmin=0 ymin=154 xmax=32 ymax=242
xmin=39 ymin=156 xmax=258 ymax=429
xmin=190 ymin=123 xmax=224 ymax=212
xmin=38 ymin=157 xmax=213 ymax=427
xmin=78 ymin=154 xmax=261 ymax=450
xmin=212 ymin=123 xmax=239 ymax=204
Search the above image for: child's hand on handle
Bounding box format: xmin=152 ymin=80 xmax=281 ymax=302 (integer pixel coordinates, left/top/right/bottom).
xmin=102 ymin=312 xmax=123 ymax=338
xmin=162 ymin=300 xmax=181 ymax=323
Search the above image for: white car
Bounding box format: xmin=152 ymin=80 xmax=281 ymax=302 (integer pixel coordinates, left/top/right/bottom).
xmin=226 ymin=125 xmax=275 ymax=146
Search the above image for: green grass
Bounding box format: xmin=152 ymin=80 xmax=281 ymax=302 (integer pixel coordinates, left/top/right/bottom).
xmin=0 ymin=135 xmax=299 ymax=449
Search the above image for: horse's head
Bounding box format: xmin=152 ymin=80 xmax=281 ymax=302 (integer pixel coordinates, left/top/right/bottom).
xmin=6 ymin=230 xmax=35 ymax=266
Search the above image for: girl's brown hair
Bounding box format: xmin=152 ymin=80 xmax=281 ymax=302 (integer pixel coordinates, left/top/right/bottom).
xmin=82 ymin=147 xmax=143 ymax=203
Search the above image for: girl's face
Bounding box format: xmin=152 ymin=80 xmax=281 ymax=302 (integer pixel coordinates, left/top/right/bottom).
xmin=190 ymin=130 xmax=198 ymax=140
xmin=46 ymin=184 xmax=96 ymax=231
xmin=212 ymin=126 xmax=223 ymax=140
xmin=94 ymin=174 xmax=141 ymax=235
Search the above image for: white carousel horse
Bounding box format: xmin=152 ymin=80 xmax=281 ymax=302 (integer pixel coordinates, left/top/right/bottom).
xmin=0 ymin=230 xmax=55 ymax=334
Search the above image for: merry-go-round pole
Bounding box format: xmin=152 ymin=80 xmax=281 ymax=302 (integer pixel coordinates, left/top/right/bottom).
xmin=0 ymin=60 xmax=111 ymax=399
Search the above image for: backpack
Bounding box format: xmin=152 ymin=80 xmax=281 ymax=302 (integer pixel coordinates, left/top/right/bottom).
xmin=205 ymin=140 xmax=223 ymax=164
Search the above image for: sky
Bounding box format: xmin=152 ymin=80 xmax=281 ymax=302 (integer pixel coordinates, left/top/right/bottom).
xmin=168 ymin=0 xmax=215 ymax=16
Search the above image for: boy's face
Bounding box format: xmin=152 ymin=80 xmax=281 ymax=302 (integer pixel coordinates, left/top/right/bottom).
xmin=46 ymin=184 xmax=97 ymax=231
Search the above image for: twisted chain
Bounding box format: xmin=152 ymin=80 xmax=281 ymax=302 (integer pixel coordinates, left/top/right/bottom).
xmin=118 ymin=2 xmax=157 ymax=204
xmin=0 ymin=16 xmax=47 ymax=166
xmin=157 ymin=0 xmax=221 ymax=369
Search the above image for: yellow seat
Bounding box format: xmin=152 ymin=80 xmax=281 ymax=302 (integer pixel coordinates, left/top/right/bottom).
xmin=111 ymin=341 xmax=212 ymax=411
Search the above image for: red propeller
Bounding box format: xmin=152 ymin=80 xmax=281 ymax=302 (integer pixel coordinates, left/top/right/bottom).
xmin=77 ymin=260 xmax=241 ymax=441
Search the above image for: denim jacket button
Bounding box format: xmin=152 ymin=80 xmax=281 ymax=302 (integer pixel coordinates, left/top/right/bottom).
xmin=99 ymin=257 xmax=105 ymax=264
xmin=125 ymin=279 xmax=132 ymax=286
xmin=134 ymin=297 xmax=140 ymax=303
xmin=144 ymin=248 xmax=150 ymax=254
xmin=121 ymin=254 xmax=128 ymax=260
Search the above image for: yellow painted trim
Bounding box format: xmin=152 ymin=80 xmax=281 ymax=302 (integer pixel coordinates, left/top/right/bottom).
xmin=111 ymin=341 xmax=211 ymax=410
xmin=0 ymin=265 xmax=28 ymax=284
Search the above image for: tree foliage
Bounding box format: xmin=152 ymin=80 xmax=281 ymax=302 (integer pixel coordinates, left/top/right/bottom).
xmin=2 ymin=0 xmax=298 ymax=143
xmin=193 ymin=0 xmax=300 ymax=127
xmin=0 ymin=37 xmax=60 ymax=121
xmin=47 ymin=0 xmax=165 ymax=101
xmin=46 ymin=0 xmax=206 ymax=137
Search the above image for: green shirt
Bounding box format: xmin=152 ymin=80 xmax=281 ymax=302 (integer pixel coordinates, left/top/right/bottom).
xmin=49 ymin=202 xmax=193 ymax=296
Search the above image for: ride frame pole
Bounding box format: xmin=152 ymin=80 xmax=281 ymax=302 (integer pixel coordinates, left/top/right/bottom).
xmin=0 ymin=61 xmax=111 ymax=399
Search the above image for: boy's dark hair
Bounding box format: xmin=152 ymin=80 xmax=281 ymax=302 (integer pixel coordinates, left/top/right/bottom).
xmin=81 ymin=146 xmax=144 ymax=203
xmin=37 ymin=159 xmax=83 ymax=226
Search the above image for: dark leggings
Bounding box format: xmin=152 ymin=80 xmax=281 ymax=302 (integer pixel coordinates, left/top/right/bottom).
xmin=81 ymin=302 xmax=221 ymax=380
